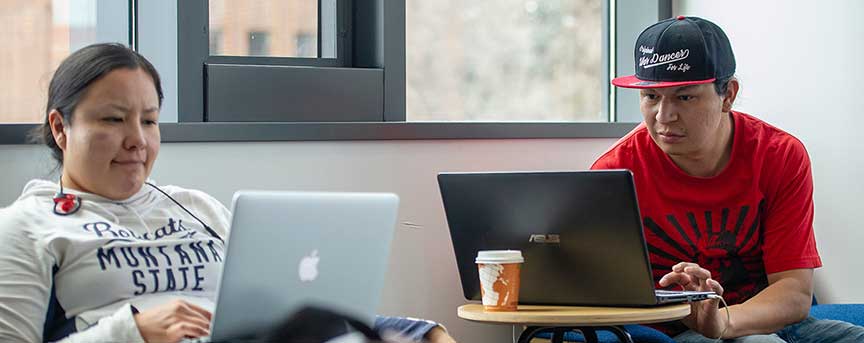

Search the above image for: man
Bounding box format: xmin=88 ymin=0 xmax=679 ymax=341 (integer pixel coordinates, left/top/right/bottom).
xmin=592 ymin=16 xmax=864 ymax=342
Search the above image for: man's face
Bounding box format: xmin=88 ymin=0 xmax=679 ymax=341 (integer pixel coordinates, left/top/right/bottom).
xmin=639 ymin=83 xmax=728 ymax=158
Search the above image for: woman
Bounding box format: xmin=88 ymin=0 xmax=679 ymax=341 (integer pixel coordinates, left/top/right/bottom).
xmin=0 ymin=43 xmax=454 ymax=343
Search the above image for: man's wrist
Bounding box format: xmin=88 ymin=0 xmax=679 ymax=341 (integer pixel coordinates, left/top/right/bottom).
xmin=713 ymin=306 xmax=735 ymax=339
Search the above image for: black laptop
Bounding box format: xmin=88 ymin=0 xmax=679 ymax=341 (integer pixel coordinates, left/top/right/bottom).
xmin=437 ymin=170 xmax=714 ymax=306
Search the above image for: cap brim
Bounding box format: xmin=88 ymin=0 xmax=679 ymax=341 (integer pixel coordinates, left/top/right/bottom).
xmin=611 ymin=75 xmax=716 ymax=89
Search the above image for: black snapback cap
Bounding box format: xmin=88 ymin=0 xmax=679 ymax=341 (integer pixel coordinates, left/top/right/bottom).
xmin=612 ymin=16 xmax=735 ymax=89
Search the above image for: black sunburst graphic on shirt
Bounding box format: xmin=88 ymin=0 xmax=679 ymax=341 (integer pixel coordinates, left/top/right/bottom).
xmin=643 ymin=200 xmax=769 ymax=305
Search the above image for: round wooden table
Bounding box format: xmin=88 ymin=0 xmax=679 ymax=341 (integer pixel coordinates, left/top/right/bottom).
xmin=458 ymin=303 xmax=691 ymax=343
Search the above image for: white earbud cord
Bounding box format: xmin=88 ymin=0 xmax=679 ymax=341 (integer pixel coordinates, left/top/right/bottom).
xmin=707 ymin=294 xmax=731 ymax=343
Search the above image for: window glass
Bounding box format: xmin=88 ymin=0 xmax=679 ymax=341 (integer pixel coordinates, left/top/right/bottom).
xmin=295 ymin=32 xmax=315 ymax=58
xmin=209 ymin=0 xmax=318 ymax=58
xmin=0 ymin=0 xmax=100 ymax=123
xmin=247 ymin=31 xmax=271 ymax=56
xmin=209 ymin=29 xmax=223 ymax=54
xmin=406 ymin=0 xmax=603 ymax=122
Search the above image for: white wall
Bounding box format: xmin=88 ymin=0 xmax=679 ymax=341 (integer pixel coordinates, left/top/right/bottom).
xmin=674 ymin=0 xmax=864 ymax=302
xmin=0 ymin=139 xmax=615 ymax=343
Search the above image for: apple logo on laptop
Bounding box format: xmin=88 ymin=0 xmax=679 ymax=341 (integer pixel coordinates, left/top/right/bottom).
xmin=298 ymin=249 xmax=320 ymax=282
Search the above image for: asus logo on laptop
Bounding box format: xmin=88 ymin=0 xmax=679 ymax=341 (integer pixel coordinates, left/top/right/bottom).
xmin=528 ymin=234 xmax=560 ymax=244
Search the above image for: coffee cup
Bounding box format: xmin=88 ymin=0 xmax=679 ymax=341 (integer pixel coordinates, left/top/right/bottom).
xmin=475 ymin=250 xmax=524 ymax=311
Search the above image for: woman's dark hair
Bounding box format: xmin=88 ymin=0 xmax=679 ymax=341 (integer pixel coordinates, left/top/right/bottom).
xmin=30 ymin=43 xmax=163 ymax=166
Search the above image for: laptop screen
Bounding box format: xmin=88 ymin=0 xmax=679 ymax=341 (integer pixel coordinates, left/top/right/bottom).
xmin=438 ymin=170 xmax=660 ymax=306
xmin=211 ymin=191 xmax=399 ymax=340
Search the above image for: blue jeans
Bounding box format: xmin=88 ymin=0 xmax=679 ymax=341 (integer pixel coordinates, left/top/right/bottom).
xmin=673 ymin=317 xmax=864 ymax=343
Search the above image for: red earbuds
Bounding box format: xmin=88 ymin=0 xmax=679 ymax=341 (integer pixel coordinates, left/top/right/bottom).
xmin=53 ymin=193 xmax=81 ymax=216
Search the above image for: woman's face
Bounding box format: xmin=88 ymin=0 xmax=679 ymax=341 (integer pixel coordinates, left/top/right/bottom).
xmin=53 ymin=67 xmax=161 ymax=200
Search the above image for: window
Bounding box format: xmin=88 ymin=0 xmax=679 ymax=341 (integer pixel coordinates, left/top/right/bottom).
xmin=208 ymin=0 xmax=318 ymax=58
xmin=247 ymin=31 xmax=270 ymax=56
xmin=178 ymin=0 xmax=365 ymax=123
xmin=209 ymin=29 xmax=222 ymax=54
xmin=406 ymin=0 xmax=603 ymax=122
xmin=1 ymin=0 xmax=669 ymax=143
xmin=177 ymin=0 xmax=665 ymax=127
xmin=0 ymin=0 xmax=127 ymax=124
xmin=295 ymin=32 xmax=315 ymax=58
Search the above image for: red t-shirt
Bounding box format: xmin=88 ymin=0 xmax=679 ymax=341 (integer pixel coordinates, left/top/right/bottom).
xmin=592 ymin=111 xmax=821 ymax=334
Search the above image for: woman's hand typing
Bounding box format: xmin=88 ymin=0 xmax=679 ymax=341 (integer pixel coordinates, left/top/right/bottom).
xmin=133 ymin=300 xmax=212 ymax=343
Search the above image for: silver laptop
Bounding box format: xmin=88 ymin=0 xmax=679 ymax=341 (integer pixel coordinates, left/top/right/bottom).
xmin=209 ymin=191 xmax=399 ymax=341
xmin=438 ymin=170 xmax=714 ymax=307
